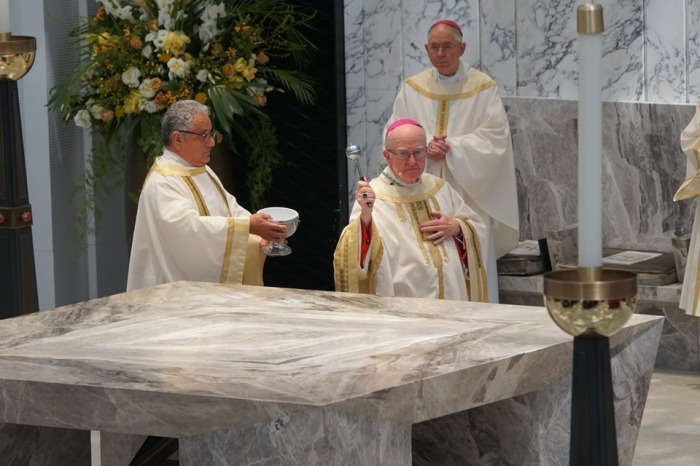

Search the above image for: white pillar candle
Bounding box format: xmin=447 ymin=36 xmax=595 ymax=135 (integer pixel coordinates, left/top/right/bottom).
xmin=0 ymin=0 xmax=10 ymax=34
xmin=577 ymin=31 xmax=604 ymax=268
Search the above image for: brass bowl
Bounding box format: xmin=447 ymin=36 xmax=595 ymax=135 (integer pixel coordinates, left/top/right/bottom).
xmin=543 ymin=268 xmax=637 ymax=337
xmin=0 ymin=36 xmax=36 ymax=81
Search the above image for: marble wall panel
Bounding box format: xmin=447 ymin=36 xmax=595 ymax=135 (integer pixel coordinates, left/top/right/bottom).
xmin=480 ymin=0 xmax=517 ymax=96
xmin=505 ymin=97 xmax=697 ymax=252
xmin=515 ymin=0 xmax=580 ymax=99
xmin=345 ymin=0 xmax=700 ymax=218
xmin=645 ymin=0 xmax=686 ymax=103
xmin=344 ymin=1 xmax=694 ymax=103
xmin=687 ymin=1 xmax=700 ymax=103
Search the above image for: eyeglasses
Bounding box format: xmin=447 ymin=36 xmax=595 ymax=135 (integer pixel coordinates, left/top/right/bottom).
xmin=427 ymin=43 xmax=461 ymax=54
xmin=387 ymin=147 xmax=428 ymax=160
xmin=177 ymin=129 xmax=219 ymax=141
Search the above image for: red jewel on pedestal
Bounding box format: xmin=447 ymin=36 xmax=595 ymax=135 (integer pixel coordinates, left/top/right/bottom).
xmin=21 ymin=211 xmax=32 ymax=222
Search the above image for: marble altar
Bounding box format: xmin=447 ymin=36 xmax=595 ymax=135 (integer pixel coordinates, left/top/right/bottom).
xmin=0 ymin=282 xmax=663 ymax=465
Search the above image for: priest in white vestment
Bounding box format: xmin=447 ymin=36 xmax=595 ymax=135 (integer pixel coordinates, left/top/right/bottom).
xmin=676 ymin=104 xmax=700 ymax=316
xmin=334 ymin=119 xmax=488 ymax=302
xmin=127 ymin=100 xmax=288 ymax=291
xmin=385 ymin=19 xmax=519 ymax=303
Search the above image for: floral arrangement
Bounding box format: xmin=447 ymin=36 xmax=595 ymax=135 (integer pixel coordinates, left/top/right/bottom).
xmin=48 ymin=0 xmax=315 ymax=216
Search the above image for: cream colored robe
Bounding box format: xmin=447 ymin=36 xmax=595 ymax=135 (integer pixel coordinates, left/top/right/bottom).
xmin=127 ymin=149 xmax=265 ymax=291
xmin=387 ymin=62 xmax=519 ymax=301
xmin=334 ymin=171 xmax=488 ymax=302
xmin=677 ymin=104 xmax=700 ymax=316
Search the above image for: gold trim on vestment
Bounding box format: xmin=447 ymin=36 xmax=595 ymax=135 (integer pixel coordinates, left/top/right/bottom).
xmin=375 ymin=178 xmax=444 ymax=203
xmin=182 ymin=177 xmax=208 ymax=215
xmin=436 ymin=100 xmax=450 ymax=136
xmin=461 ymin=220 xmax=488 ymax=302
xmin=692 ymin=256 xmax=700 ymax=316
xmin=220 ymin=217 xmax=236 ymax=282
xmin=405 ymin=76 xmax=496 ymax=102
xmin=674 ymin=143 xmax=700 ymax=201
xmin=152 ymin=162 xmax=207 ymax=177
xmin=405 ymin=68 xmax=496 ymax=137
xmin=334 ymin=218 xmax=383 ymax=294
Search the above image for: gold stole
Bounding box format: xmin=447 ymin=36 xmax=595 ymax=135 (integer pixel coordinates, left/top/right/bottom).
xmin=376 ymin=178 xmax=487 ymax=302
xmin=334 ymin=219 xmax=384 ymax=294
xmin=405 ymin=68 xmax=496 ymax=136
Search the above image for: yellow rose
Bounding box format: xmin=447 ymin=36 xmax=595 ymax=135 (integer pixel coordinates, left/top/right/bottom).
xmin=122 ymin=91 xmax=144 ymax=114
xmin=163 ymin=32 xmax=191 ymax=56
xmin=233 ymin=57 xmax=248 ymax=73
xmin=242 ymin=65 xmax=257 ymax=81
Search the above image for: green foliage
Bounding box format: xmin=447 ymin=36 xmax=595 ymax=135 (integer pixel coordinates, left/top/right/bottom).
xmin=47 ymin=0 xmax=316 ymax=225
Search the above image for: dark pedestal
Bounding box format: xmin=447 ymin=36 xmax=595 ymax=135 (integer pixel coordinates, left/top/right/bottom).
xmin=570 ymin=335 xmax=619 ymax=465
xmin=0 ymin=79 xmax=38 ymax=317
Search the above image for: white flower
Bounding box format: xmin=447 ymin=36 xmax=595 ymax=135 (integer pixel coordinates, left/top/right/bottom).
xmin=98 ymin=0 xmax=134 ymax=22
xmin=196 ymin=69 xmax=209 ymax=83
xmin=198 ymin=19 xmax=219 ymax=43
xmin=167 ymin=57 xmax=189 ymax=79
xmin=141 ymin=44 xmax=153 ymax=59
xmin=144 ymin=100 xmax=160 ymax=114
xmin=121 ymin=67 xmax=142 ymax=88
xmin=158 ymin=10 xmax=174 ymax=30
xmin=74 ymin=109 xmax=91 ymax=128
xmin=88 ymin=103 xmax=104 ymax=120
xmin=199 ymin=2 xmax=226 ymax=42
xmin=202 ymin=2 xmax=225 ymax=21
xmin=138 ymin=78 xmax=157 ymax=99
xmin=153 ymin=30 xmax=169 ymax=49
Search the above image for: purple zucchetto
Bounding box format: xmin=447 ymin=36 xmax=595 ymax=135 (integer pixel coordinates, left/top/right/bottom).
xmin=385 ymin=118 xmax=423 ymax=136
xmin=429 ymin=19 xmax=462 ymax=36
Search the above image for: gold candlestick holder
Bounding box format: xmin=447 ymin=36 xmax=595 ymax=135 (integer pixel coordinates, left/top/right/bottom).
xmin=543 ymin=267 xmax=637 ymax=337
xmin=1 ymin=32 xmax=38 ymax=317
xmin=0 ymin=34 xmax=36 ymax=80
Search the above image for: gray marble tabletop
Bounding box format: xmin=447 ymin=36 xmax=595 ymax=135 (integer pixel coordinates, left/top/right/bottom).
xmin=0 ymin=281 xmax=661 ymax=440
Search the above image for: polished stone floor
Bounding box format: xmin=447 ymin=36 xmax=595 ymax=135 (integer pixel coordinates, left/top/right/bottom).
xmin=633 ymin=369 xmax=700 ymax=465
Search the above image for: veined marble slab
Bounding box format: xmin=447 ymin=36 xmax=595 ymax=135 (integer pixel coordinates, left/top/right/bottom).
xmin=0 ymin=282 xmax=663 ymax=465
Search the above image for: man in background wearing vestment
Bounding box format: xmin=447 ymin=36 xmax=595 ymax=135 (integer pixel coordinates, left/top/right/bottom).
xmin=385 ymin=19 xmax=519 ymax=303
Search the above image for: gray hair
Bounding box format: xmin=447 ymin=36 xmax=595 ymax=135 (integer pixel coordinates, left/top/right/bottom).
xmin=161 ymin=100 xmax=211 ymax=146
xmin=427 ymin=24 xmax=463 ymax=43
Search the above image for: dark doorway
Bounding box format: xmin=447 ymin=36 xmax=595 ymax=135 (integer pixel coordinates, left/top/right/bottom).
xmin=261 ymin=0 xmax=348 ymax=291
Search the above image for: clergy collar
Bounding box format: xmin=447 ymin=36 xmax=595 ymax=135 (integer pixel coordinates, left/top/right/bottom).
xmin=432 ymin=61 xmax=469 ymax=83
xmin=381 ymin=167 xmax=422 ymax=187
xmin=163 ymin=148 xmax=196 ymax=167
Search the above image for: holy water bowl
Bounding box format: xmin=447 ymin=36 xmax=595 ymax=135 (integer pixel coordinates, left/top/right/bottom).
xmin=257 ymin=207 xmax=299 ymax=257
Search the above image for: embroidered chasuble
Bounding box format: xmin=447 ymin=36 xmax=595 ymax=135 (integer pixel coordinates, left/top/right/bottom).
xmin=386 ymin=62 xmax=519 ymax=283
xmin=334 ymin=172 xmax=487 ymax=302
xmin=127 ymin=149 xmax=265 ymax=291
xmin=677 ymin=104 xmax=700 ymax=316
